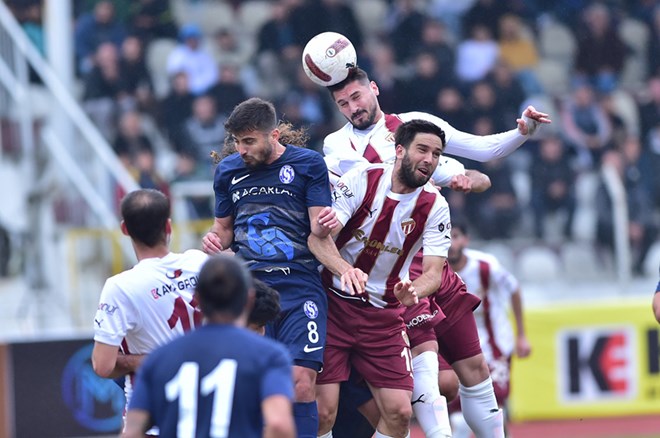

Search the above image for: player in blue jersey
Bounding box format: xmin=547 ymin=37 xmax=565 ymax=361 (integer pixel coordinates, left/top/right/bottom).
xmin=123 ymin=254 xmax=295 ymax=438
xmin=202 ymin=97 xmax=366 ymax=438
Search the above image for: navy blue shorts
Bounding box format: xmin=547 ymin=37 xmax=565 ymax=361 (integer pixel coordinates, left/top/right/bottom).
xmin=256 ymin=268 xmax=327 ymax=371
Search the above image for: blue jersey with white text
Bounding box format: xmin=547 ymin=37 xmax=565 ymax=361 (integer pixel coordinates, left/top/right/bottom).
xmin=214 ymin=145 xmax=331 ymax=273
xmin=129 ymin=324 xmax=293 ymax=438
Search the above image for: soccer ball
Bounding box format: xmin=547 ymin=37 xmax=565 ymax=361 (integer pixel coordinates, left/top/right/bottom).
xmin=302 ymin=32 xmax=357 ymax=87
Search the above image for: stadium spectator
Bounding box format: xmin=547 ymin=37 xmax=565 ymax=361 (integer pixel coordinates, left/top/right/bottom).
xmin=74 ymin=1 xmax=125 ymax=75
xmin=572 ymin=3 xmax=628 ymax=94
xmin=386 ymin=0 xmax=427 ymax=63
xmin=595 ymin=147 xmax=657 ymax=276
xmin=455 ymin=24 xmax=499 ymax=84
xmin=638 ymin=76 xmax=660 ymax=144
xmin=117 ymin=35 xmax=154 ymax=113
xmin=530 ymin=136 xmax=577 ymax=239
xmin=123 ymin=254 xmax=295 ymax=438
xmin=207 ymin=64 xmax=249 ymax=117
xmin=82 ymin=42 xmax=123 ymax=140
xmin=560 ymin=83 xmax=613 ymax=170
xmin=462 ymin=0 xmax=510 ymax=39
xmin=497 ymin=14 xmax=544 ymax=96
xmin=466 ymin=80 xmax=507 ymax=133
xmin=648 ymin=7 xmax=660 ymax=77
xmin=127 ymin=0 xmax=178 ymax=42
xmin=434 ymin=86 xmax=471 ymax=132
xmin=166 ymin=24 xmax=218 ymax=95
xmin=398 ymin=49 xmax=456 ymax=113
xmin=157 ymin=71 xmax=194 ymax=141
xmin=488 ymin=61 xmax=527 ymax=127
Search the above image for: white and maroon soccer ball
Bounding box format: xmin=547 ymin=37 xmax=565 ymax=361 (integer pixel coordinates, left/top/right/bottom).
xmin=302 ymin=32 xmax=357 ymax=87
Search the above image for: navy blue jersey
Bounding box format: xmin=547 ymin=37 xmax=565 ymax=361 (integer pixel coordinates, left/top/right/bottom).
xmin=214 ymin=145 xmax=331 ymax=273
xmin=129 ymin=324 xmax=293 ymax=438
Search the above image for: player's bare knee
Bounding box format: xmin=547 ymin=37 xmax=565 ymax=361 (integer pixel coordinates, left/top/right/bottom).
xmin=317 ymin=402 xmax=338 ymax=432
xmin=439 ymin=370 xmax=459 ymax=402
xmin=293 ymin=367 xmax=317 ymax=401
xmin=381 ymin=401 xmax=413 ymax=429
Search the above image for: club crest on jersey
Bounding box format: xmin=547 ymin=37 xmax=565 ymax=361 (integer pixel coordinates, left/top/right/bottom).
xmin=279 ymin=165 xmax=295 ymax=184
xmin=303 ymin=300 xmax=319 ymax=319
xmin=385 ymin=132 xmax=395 ymax=142
xmin=401 ymin=218 xmax=416 ymax=235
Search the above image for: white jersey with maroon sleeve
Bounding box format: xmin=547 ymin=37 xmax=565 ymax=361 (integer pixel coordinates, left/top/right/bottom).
xmin=323 ymin=112 xmax=464 ymax=187
xmin=455 ymin=248 xmax=520 ymax=362
xmin=323 ymin=110 xmax=528 ymax=186
xmin=325 ymin=164 xmax=452 ymax=309
xmin=93 ymin=250 xmax=208 ymax=354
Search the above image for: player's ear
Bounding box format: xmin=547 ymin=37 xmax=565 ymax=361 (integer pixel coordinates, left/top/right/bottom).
xmin=270 ymin=128 xmax=280 ymax=144
xmin=120 ymin=220 xmax=129 ymax=236
xmin=370 ymin=81 xmax=379 ymax=96
xmin=395 ymin=143 xmax=405 ymax=160
xmin=165 ymin=218 xmax=172 ymax=235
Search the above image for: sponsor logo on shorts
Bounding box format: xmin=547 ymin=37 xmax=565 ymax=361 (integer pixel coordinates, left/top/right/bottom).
xmin=303 ymin=300 xmax=319 ymax=319
xmin=303 ymin=345 xmax=324 ymax=353
xmin=279 ymin=165 xmax=295 ymax=184
xmin=405 ymin=310 xmax=440 ymax=329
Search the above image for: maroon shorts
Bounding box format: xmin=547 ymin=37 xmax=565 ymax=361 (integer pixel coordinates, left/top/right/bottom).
xmin=318 ymin=289 xmax=414 ymax=391
xmin=435 ymin=309 xmax=483 ymax=365
xmin=403 ymin=297 xmax=446 ymax=348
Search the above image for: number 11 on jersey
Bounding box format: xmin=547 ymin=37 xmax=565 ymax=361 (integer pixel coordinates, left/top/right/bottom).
xmin=165 ymin=359 xmax=238 ymax=438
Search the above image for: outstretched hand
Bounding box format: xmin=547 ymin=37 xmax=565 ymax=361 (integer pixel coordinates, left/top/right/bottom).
xmin=394 ymin=280 xmax=418 ymax=306
xmin=517 ymin=105 xmax=551 ymax=136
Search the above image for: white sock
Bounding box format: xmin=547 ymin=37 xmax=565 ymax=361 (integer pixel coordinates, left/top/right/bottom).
xmin=458 ymin=377 xmax=504 ymax=438
xmin=374 ymin=432 xmax=410 ymax=438
xmin=449 ymin=411 xmax=472 ymax=438
xmin=412 ymin=351 xmax=452 ymax=437
xmin=317 ymin=433 xmax=333 ymax=438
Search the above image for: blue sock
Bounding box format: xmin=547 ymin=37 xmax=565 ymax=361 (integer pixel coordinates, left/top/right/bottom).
xmin=293 ymin=401 xmax=319 ymax=438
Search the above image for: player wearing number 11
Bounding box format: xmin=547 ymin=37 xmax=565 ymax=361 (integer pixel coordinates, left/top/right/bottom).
xmin=124 ymin=254 xmax=295 ymax=438
xmin=92 ymin=189 xmax=208 ymax=434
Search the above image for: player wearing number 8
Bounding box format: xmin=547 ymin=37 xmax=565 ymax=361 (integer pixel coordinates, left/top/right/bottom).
xmin=92 ymin=189 xmax=209 ymax=435
xmin=124 ymin=254 xmax=295 ymax=438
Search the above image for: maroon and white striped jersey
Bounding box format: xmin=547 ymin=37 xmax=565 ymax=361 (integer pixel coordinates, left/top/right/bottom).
xmin=324 ymin=111 xmax=528 ymax=186
xmin=455 ymin=248 xmax=519 ymax=361
xmin=325 ymin=163 xmax=451 ymax=309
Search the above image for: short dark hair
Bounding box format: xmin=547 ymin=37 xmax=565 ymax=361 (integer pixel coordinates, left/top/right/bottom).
xmin=248 ymin=279 xmax=281 ymax=327
xmin=120 ymin=189 xmax=170 ymax=247
xmin=451 ymin=219 xmax=469 ymax=235
xmin=196 ymin=255 xmax=253 ymax=318
xmin=224 ymin=97 xmax=277 ymax=135
xmin=394 ymin=119 xmax=446 ymax=151
xmin=327 ymin=67 xmax=370 ymax=95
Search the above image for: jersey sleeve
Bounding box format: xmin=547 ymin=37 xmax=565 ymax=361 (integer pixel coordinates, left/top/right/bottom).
xmin=489 ymin=257 xmax=519 ymax=299
xmin=400 ymin=111 xmax=528 ymax=162
xmin=260 ymin=344 xmax=294 ymax=401
xmin=324 ymin=131 xmax=372 ymax=187
xmin=306 ymin=153 xmax=332 ymax=208
xmin=214 ymin=161 xmax=233 ymax=218
xmin=420 ymin=194 xmax=452 ymax=257
xmin=93 ymin=278 xmax=140 ymax=346
xmin=331 ymin=166 xmax=367 ymax=226
xmin=432 ymin=156 xmax=466 ymax=187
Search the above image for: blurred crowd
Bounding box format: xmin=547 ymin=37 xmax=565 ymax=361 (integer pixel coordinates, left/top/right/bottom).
xmin=8 ymin=0 xmax=660 ymax=275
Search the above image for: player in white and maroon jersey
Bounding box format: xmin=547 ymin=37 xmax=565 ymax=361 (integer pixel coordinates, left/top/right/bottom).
xmin=92 ymin=189 xmax=208 ymax=435
xmin=447 ymin=222 xmax=531 ymax=438
xmin=323 ymin=67 xmax=537 ymax=437
xmin=323 ymin=68 xmax=550 ymax=189
xmin=309 ymin=119 xmax=451 ymax=438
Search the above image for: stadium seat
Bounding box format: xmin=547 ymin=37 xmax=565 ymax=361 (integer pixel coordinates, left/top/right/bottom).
xmin=146 ymin=38 xmax=178 ymax=98
xmin=478 ymin=242 xmax=516 ymax=275
xmin=517 ymin=245 xmax=562 ymax=282
xmin=534 ymin=59 xmax=570 ymax=96
xmin=538 ymin=20 xmax=576 ymax=67
xmin=171 ymin=0 xmax=235 ymax=34
xmin=237 ymin=0 xmax=274 ymax=37
xmin=561 ymin=241 xmax=604 ymax=280
xmin=351 ymin=0 xmax=389 ymax=36
xmin=619 ymin=17 xmax=650 ymax=90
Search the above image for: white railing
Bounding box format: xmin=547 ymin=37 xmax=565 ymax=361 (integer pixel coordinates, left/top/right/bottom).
xmin=601 ymin=163 xmax=632 ymax=285
xmin=0 ymin=1 xmax=139 ymax=330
